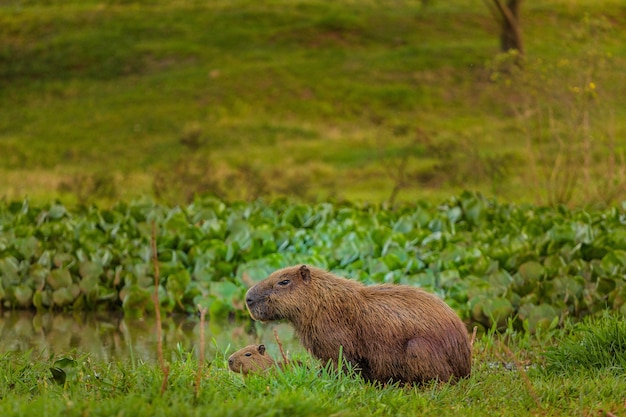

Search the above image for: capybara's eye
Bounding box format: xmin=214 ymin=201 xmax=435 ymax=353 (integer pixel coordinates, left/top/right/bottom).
xmin=277 ymin=279 xmax=290 ymax=286
xmin=244 ymin=352 xmax=252 ymax=357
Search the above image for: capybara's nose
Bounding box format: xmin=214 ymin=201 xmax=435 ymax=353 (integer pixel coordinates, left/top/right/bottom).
xmin=228 ymin=358 xmax=233 ymax=365
xmin=246 ymin=295 xmax=256 ymax=308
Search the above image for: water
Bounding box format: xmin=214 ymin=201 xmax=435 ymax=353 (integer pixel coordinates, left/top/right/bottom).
xmin=0 ymin=310 xmax=302 ymax=364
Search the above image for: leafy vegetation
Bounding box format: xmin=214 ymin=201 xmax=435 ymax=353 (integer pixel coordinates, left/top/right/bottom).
xmin=1 ymin=193 xmax=625 ymax=331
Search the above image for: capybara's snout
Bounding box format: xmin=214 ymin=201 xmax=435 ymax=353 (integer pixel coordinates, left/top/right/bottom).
xmin=245 ymin=289 xmax=258 ymax=310
xmin=245 ymin=287 xmax=264 ymax=318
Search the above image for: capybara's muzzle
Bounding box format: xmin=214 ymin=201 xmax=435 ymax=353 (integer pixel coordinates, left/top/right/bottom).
xmin=245 ymin=288 xmax=262 ymax=319
xmin=245 ymin=293 xmax=258 ymax=311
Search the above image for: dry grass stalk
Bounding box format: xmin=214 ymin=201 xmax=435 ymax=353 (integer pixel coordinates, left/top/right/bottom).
xmin=195 ymin=304 xmax=208 ymax=399
xmin=151 ymin=220 xmax=170 ymax=395
xmin=273 ymin=328 xmax=289 ymax=364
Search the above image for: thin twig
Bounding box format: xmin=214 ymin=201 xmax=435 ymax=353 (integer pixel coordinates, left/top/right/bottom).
xmin=195 ymin=304 xmax=208 ymax=399
xmin=151 ymin=220 xmax=170 ymax=395
xmin=273 ymin=328 xmax=289 ymax=364
xmin=470 ymin=326 xmax=478 ymax=347
xmin=498 ymin=342 xmax=543 ymax=413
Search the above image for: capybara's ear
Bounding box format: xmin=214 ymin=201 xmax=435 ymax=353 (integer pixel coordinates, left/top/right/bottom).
xmin=299 ymin=265 xmax=311 ymax=283
xmin=258 ymin=344 xmax=266 ymax=355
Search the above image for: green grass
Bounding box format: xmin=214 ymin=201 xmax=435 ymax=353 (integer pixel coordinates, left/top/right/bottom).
xmin=544 ymin=313 xmax=626 ymax=375
xmin=1 ymin=319 xmax=625 ymax=417
xmin=1 ymin=0 xmax=625 ymax=207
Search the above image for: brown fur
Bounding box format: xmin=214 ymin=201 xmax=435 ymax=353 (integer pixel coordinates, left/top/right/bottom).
xmin=228 ymin=344 xmax=276 ymax=375
xmin=246 ymin=265 xmax=471 ymax=385
xmin=228 ymin=344 xmax=304 ymax=375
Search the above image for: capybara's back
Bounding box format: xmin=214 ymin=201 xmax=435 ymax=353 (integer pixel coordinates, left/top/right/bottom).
xmin=246 ymin=265 xmax=471 ymax=384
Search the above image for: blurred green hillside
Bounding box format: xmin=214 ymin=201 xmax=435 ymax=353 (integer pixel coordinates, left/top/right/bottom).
xmin=1 ymin=0 xmax=624 ymax=207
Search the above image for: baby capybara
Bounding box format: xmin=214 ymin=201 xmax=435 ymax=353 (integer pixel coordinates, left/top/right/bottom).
xmin=245 ymin=265 xmax=471 ymax=385
xmin=228 ymin=344 xmax=276 ymax=375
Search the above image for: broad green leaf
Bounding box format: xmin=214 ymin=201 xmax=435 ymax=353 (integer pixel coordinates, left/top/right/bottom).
xmin=14 ymin=285 xmax=33 ymax=307
xmin=0 ymin=256 xmax=20 ymax=286
xmin=47 ymin=268 xmax=72 ymax=290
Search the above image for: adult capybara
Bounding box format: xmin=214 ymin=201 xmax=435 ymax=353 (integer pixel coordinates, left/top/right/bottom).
xmin=245 ymin=265 xmax=471 ymax=385
xmin=228 ymin=344 xmax=276 ymax=375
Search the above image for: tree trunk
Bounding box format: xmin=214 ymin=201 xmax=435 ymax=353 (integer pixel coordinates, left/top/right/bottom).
xmin=496 ymin=0 xmax=524 ymax=54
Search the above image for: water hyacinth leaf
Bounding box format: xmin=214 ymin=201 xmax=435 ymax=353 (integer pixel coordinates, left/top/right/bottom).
xmin=225 ymin=240 xmax=241 ymax=263
xmin=542 ymin=254 xmax=566 ymax=275
xmin=0 ymin=256 xmax=21 ymax=285
xmin=79 ymin=275 xmax=98 ymax=294
xmin=208 ymin=296 xmax=229 ymax=320
xmin=468 ymin=293 xmax=490 ymax=325
xmin=600 ymin=250 xmax=626 ymax=273
xmin=226 ymin=219 xmax=252 ymax=250
xmin=79 ymin=261 xmax=103 ymax=280
xmin=517 ymin=261 xmax=545 ymax=284
xmin=33 ymin=289 xmax=52 ymax=310
xmin=15 ymin=236 xmax=39 ymax=260
xmin=53 ymin=253 xmax=74 ymax=268
xmin=211 ymin=280 xmax=238 ymax=303
xmin=47 ymin=268 xmax=73 ymax=290
xmin=166 ymin=269 xmax=191 ymax=307
xmin=27 ymin=264 xmax=48 ymax=290
xmin=47 ymin=203 xmax=68 ymax=220
xmin=549 ymin=275 xmax=584 ymax=304
xmin=580 ymin=242 xmax=608 ymax=261
xmin=14 ymin=285 xmax=33 ymax=307
xmin=439 ymin=269 xmax=460 ymax=289
xmin=610 ymin=285 xmax=626 ymax=310
xmin=50 ymin=357 xmax=78 ymax=384
xmin=96 ymin=284 xmax=117 ymax=301
xmin=521 ymin=303 xmax=560 ymax=333
xmin=333 ymin=238 xmax=359 ymax=266
xmin=163 ymin=210 xmax=189 ymax=234
xmin=447 ymin=206 xmax=462 ymax=225
xmin=206 ymin=282 xmax=239 ymax=319
xmin=121 ymin=285 xmax=153 ymax=318
xmin=548 ymin=224 xmax=577 ymax=244
xmin=482 ymin=297 xmax=514 ymax=329
xmin=239 ymin=264 xmax=272 ymax=283
xmin=50 ymin=367 xmax=66 ymax=385
xmin=459 ymin=192 xmax=486 ymax=226
xmin=574 ymin=222 xmax=594 ymax=245
xmin=421 ymin=231 xmax=442 ymax=246
xmin=381 ymin=252 xmax=404 ymax=271
xmin=607 ymin=228 xmax=626 ymax=251
xmin=393 ymin=216 xmax=414 ymax=234
xmin=596 ymin=277 xmax=616 ymax=295
xmin=488 ymin=269 xmax=513 ymax=294
xmin=52 ymin=287 xmax=75 ymax=307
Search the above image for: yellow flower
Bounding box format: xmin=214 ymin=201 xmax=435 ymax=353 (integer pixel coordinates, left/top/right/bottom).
xmin=589 ymin=82 xmax=596 ymax=90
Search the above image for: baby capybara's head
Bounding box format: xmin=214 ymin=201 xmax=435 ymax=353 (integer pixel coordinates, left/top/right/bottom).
xmin=228 ymin=344 xmax=275 ymax=375
xmin=246 ymin=265 xmax=312 ymax=322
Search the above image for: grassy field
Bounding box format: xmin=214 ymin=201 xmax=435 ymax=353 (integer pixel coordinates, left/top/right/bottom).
xmin=0 ymin=314 xmax=624 ymax=417
xmin=1 ymin=0 xmax=625 ymax=207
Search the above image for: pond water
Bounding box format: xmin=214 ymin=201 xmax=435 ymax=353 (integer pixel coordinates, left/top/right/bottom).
xmin=0 ymin=310 xmax=303 ymax=364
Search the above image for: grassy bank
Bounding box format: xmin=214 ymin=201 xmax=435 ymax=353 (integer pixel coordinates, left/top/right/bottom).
xmin=0 ymin=314 xmax=625 ymax=416
xmin=1 ymin=0 xmax=625 ymax=207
